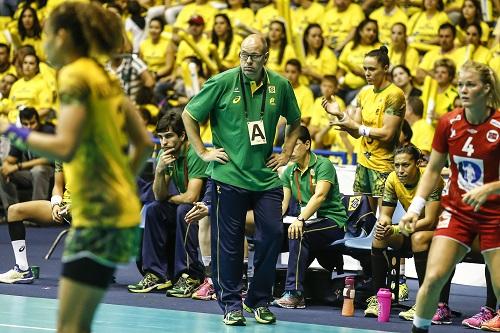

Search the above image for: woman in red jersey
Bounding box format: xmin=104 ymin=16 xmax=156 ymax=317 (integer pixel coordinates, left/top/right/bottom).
xmin=399 ymin=61 xmax=500 ymax=333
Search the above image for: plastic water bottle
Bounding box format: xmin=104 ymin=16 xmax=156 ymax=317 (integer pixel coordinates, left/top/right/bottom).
xmin=341 ymin=276 xmax=355 ymax=316
xmin=377 ymin=288 xmax=392 ymax=322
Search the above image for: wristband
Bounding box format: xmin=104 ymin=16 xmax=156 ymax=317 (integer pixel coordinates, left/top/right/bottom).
xmin=51 ymin=195 xmax=62 ymax=207
xmin=5 ymin=125 xmax=30 ymax=142
xmin=337 ymin=112 xmax=347 ymax=122
xmin=358 ymin=125 xmax=371 ymax=137
xmin=408 ymin=196 xmax=426 ymax=216
xmin=391 ymin=225 xmax=400 ymax=235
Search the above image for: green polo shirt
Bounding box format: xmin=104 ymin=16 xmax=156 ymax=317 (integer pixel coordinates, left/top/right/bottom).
xmin=159 ymin=143 xmax=208 ymax=194
xmin=281 ymin=152 xmax=347 ymax=227
xmin=185 ymin=67 xmax=301 ymax=191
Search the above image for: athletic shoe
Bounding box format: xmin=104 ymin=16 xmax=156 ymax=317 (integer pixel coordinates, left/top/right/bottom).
xmin=481 ymin=310 xmax=500 ymax=332
xmin=364 ymin=296 xmax=379 ymax=317
xmin=431 ymin=303 xmax=452 ymax=325
xmin=192 ymin=277 xmax=215 ymax=301
xmin=166 ymin=273 xmax=201 ymax=298
xmin=243 ymin=303 xmax=276 ymax=324
xmin=462 ymin=306 xmax=495 ymax=329
xmin=0 ymin=265 xmax=34 ymax=284
xmin=128 ymin=272 xmax=172 ymax=293
xmin=391 ymin=277 xmax=410 ymax=301
xmin=399 ymin=304 xmax=417 ymax=321
xmin=272 ymin=290 xmax=305 ymax=309
xmin=223 ymin=310 xmax=246 ymax=326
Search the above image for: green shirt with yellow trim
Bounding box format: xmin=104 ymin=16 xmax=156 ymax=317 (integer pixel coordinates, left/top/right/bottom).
xmin=281 ymin=152 xmax=347 ymax=227
xmin=159 ymin=143 xmax=208 ymax=194
xmin=382 ymin=168 xmax=444 ymax=211
xmin=185 ymin=67 xmax=301 ymax=191
xmin=356 ymin=83 xmax=406 ymax=172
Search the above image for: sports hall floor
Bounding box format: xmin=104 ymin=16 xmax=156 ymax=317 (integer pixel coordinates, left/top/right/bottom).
xmin=0 ymin=224 xmax=487 ymax=333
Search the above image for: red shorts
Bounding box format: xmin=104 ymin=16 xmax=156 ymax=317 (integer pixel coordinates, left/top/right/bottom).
xmin=434 ymin=209 xmax=500 ymax=252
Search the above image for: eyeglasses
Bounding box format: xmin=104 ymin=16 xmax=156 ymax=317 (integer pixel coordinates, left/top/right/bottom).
xmin=239 ymin=52 xmax=265 ymax=62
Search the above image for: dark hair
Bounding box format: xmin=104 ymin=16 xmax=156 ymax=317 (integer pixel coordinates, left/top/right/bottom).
xmin=365 ymin=45 xmax=390 ymax=68
xmin=106 ymin=2 xmax=123 ymax=15
xmin=322 ymin=74 xmax=338 ymax=85
xmin=407 ymin=96 xmax=424 ymax=117
xmin=150 ymin=16 xmax=165 ymax=32
xmin=127 ymin=0 xmax=145 ymax=30
xmin=266 ymin=20 xmax=287 ymax=65
xmin=458 ymin=0 xmax=483 ymax=29
xmin=19 ymin=106 xmax=40 ymax=122
xmin=465 ymin=21 xmax=482 ymax=39
xmin=401 ymin=119 xmax=413 ymax=143
xmin=47 ymin=2 xmax=123 ymax=57
xmin=439 ymin=22 xmax=456 ymax=39
xmin=211 ymin=13 xmax=233 ymax=59
xmin=303 ymin=23 xmax=324 ymax=59
xmin=423 ymin=0 xmax=444 ymax=11
xmin=391 ymin=22 xmax=409 ymax=65
xmin=285 ymin=58 xmax=301 ymax=72
xmin=156 ymin=109 xmax=185 ymax=136
xmin=0 ymin=43 xmax=10 ymax=54
xmin=297 ymin=125 xmax=311 ymax=149
xmin=394 ymin=144 xmax=421 ymax=162
xmin=353 ymin=19 xmax=379 ymax=49
xmin=18 ymin=6 xmax=42 ymax=41
xmin=391 ymin=64 xmax=413 ymax=84
xmin=226 ymin=0 xmax=250 ymax=8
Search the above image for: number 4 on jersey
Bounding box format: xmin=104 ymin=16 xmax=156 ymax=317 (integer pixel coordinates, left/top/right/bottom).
xmin=461 ymin=137 xmax=475 ymax=157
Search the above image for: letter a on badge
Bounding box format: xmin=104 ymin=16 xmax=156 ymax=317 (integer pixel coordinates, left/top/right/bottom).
xmin=247 ymin=120 xmax=267 ymax=145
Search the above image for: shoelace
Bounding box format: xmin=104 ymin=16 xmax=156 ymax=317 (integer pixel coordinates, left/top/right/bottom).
xmin=472 ymin=308 xmax=492 ymax=320
xmin=176 ymin=277 xmax=189 ymax=289
xmin=367 ymin=296 xmax=378 ymax=306
xmin=142 ymin=274 xmax=156 ymax=286
xmin=436 ymin=306 xmax=449 ymax=318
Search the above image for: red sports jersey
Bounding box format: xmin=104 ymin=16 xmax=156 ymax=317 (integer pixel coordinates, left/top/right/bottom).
xmin=432 ymin=108 xmax=500 ymax=222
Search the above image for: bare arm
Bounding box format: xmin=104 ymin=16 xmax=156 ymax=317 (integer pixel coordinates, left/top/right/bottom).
xmin=267 ymin=119 xmax=301 ymax=170
xmin=414 ymin=200 xmax=441 ymax=231
xmin=52 ymin=170 xmax=65 ymax=198
xmin=18 ymin=157 xmax=51 ymax=170
xmin=169 ymin=178 xmax=204 ymax=205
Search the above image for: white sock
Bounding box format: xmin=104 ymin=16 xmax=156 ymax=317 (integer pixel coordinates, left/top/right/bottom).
xmin=207 ymin=277 xmax=212 ymax=284
xmin=202 ymin=256 xmax=211 ymax=267
xmin=413 ymin=315 xmax=431 ymax=329
xmin=12 ymin=240 xmax=29 ymax=271
xmin=400 ymin=264 xmax=406 ymax=277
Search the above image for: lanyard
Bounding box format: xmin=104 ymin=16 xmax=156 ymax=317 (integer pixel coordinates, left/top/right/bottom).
xmin=238 ymin=68 xmax=267 ymax=121
xmin=294 ymin=168 xmax=314 ymax=206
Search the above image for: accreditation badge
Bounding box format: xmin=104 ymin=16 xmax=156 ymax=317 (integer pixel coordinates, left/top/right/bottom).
xmin=247 ymin=120 xmax=267 ymax=146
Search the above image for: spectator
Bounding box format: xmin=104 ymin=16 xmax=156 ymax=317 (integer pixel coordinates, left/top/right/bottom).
xmin=391 ymin=65 xmax=422 ymax=98
xmin=222 ymin=0 xmax=255 ymax=37
xmin=139 ymin=17 xmax=173 ymax=81
xmin=456 ymin=0 xmax=490 ymax=46
xmin=369 ymin=0 xmax=408 ymax=45
xmin=211 ymin=13 xmax=242 ymax=71
xmin=405 ymin=96 xmax=435 ymax=160
xmin=173 ymin=0 xmax=217 ymax=33
xmin=265 ymin=19 xmax=296 ymax=74
xmin=284 ymin=59 xmax=314 ymax=125
xmin=0 ymin=73 xmax=17 ymax=122
xmin=387 ymin=23 xmax=419 ymax=77
xmin=455 ymin=22 xmax=493 ymax=69
xmin=407 ymin=0 xmax=450 ymax=52
xmin=0 ymin=44 xmax=16 ymax=81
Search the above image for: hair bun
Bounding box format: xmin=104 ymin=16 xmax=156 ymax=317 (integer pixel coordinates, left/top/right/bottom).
xmin=379 ymin=46 xmax=389 ymax=54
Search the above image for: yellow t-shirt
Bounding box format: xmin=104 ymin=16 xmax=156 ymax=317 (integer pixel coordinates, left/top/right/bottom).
xmin=356 ymin=84 xmax=406 ymax=172
xmin=9 ymin=73 xmax=53 ymax=112
xmin=489 ymin=52 xmax=500 ymax=75
xmin=410 ymin=118 xmax=435 ymax=153
xmin=309 ymin=96 xmax=346 ymax=130
xmin=267 ymin=44 xmax=296 ymax=74
xmin=214 ymin=35 xmax=242 ymax=69
xmin=369 ymin=6 xmax=408 ymax=45
xmin=176 ymin=35 xmax=212 ymax=67
xmin=388 ymin=46 xmax=420 ymax=76
xmin=222 ymin=7 xmax=255 ymax=36
xmin=57 ymin=58 xmax=140 ymax=228
xmin=253 ymin=4 xmax=280 ymax=34
xmin=339 ymin=41 xmax=381 ymax=89
xmin=454 ymin=45 xmax=493 ymax=69
xmin=407 ymin=11 xmax=449 ymax=50
xmin=321 ymin=3 xmax=365 ymax=50
xmin=422 ymin=80 xmax=458 ymax=124
xmin=418 ymin=47 xmax=463 ymax=72
xmin=139 ymin=35 xmax=170 ymax=73
xmin=0 ymin=65 xmax=17 ymax=82
xmin=291 ymin=2 xmax=325 ymax=34
xmin=293 ymin=84 xmax=314 ymax=119
xmin=383 ymin=168 xmax=443 ymax=210
xmin=174 ymin=3 xmax=217 ymax=32
xmin=304 ymin=47 xmax=337 ymax=83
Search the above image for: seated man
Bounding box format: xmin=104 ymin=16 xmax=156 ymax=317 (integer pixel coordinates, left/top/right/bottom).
xmin=272 ymin=126 xmax=347 ymax=309
xmin=0 ymin=107 xmax=54 ymax=212
xmin=128 ymin=110 xmax=207 ymax=296
xmin=0 ymin=161 xmax=68 ymax=283
xmin=364 ymin=145 xmax=448 ymax=322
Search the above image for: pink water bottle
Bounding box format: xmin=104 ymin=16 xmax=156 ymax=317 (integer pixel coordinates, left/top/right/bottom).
xmin=377 ymin=288 xmax=392 ymax=322
xmin=341 ymin=276 xmax=355 ymax=316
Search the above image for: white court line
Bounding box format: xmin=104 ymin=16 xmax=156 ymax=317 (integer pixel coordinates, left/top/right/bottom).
xmin=0 ymin=324 xmax=56 ymax=331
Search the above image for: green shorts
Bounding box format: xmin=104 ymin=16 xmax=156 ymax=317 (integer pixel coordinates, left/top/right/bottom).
xmin=62 ymin=226 xmax=140 ymax=267
xmin=353 ymin=164 xmax=390 ymax=197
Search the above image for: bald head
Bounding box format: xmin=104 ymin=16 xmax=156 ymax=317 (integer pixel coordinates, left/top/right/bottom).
xmin=240 ymin=34 xmax=268 ymax=81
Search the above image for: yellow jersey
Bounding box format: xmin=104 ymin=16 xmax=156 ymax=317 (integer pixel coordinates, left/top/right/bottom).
xmin=369 ymin=6 xmax=408 ymax=45
xmin=139 ymin=35 xmax=170 ymax=73
xmin=321 ymin=3 xmax=365 ymax=50
xmin=174 ymin=3 xmax=217 ymax=32
xmin=383 ymin=168 xmax=443 ymax=210
xmin=339 ymin=41 xmax=381 ymax=89
xmin=407 ymin=11 xmax=449 ymax=51
xmin=454 ymin=45 xmax=493 ymax=69
xmin=356 ymin=84 xmax=406 ymax=172
xmin=58 ymin=58 xmax=140 ymax=228
xmin=267 ymin=44 xmax=296 ymax=74
xmin=388 ymin=46 xmax=420 ymax=76
xmin=410 ymin=118 xmax=435 ymax=153
xmin=293 ymin=84 xmax=314 ymax=119
xmin=9 ymin=73 xmax=54 ymax=112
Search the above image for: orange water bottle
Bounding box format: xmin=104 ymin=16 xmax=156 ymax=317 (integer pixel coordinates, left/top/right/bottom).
xmin=342 ymin=276 xmax=355 ymax=316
